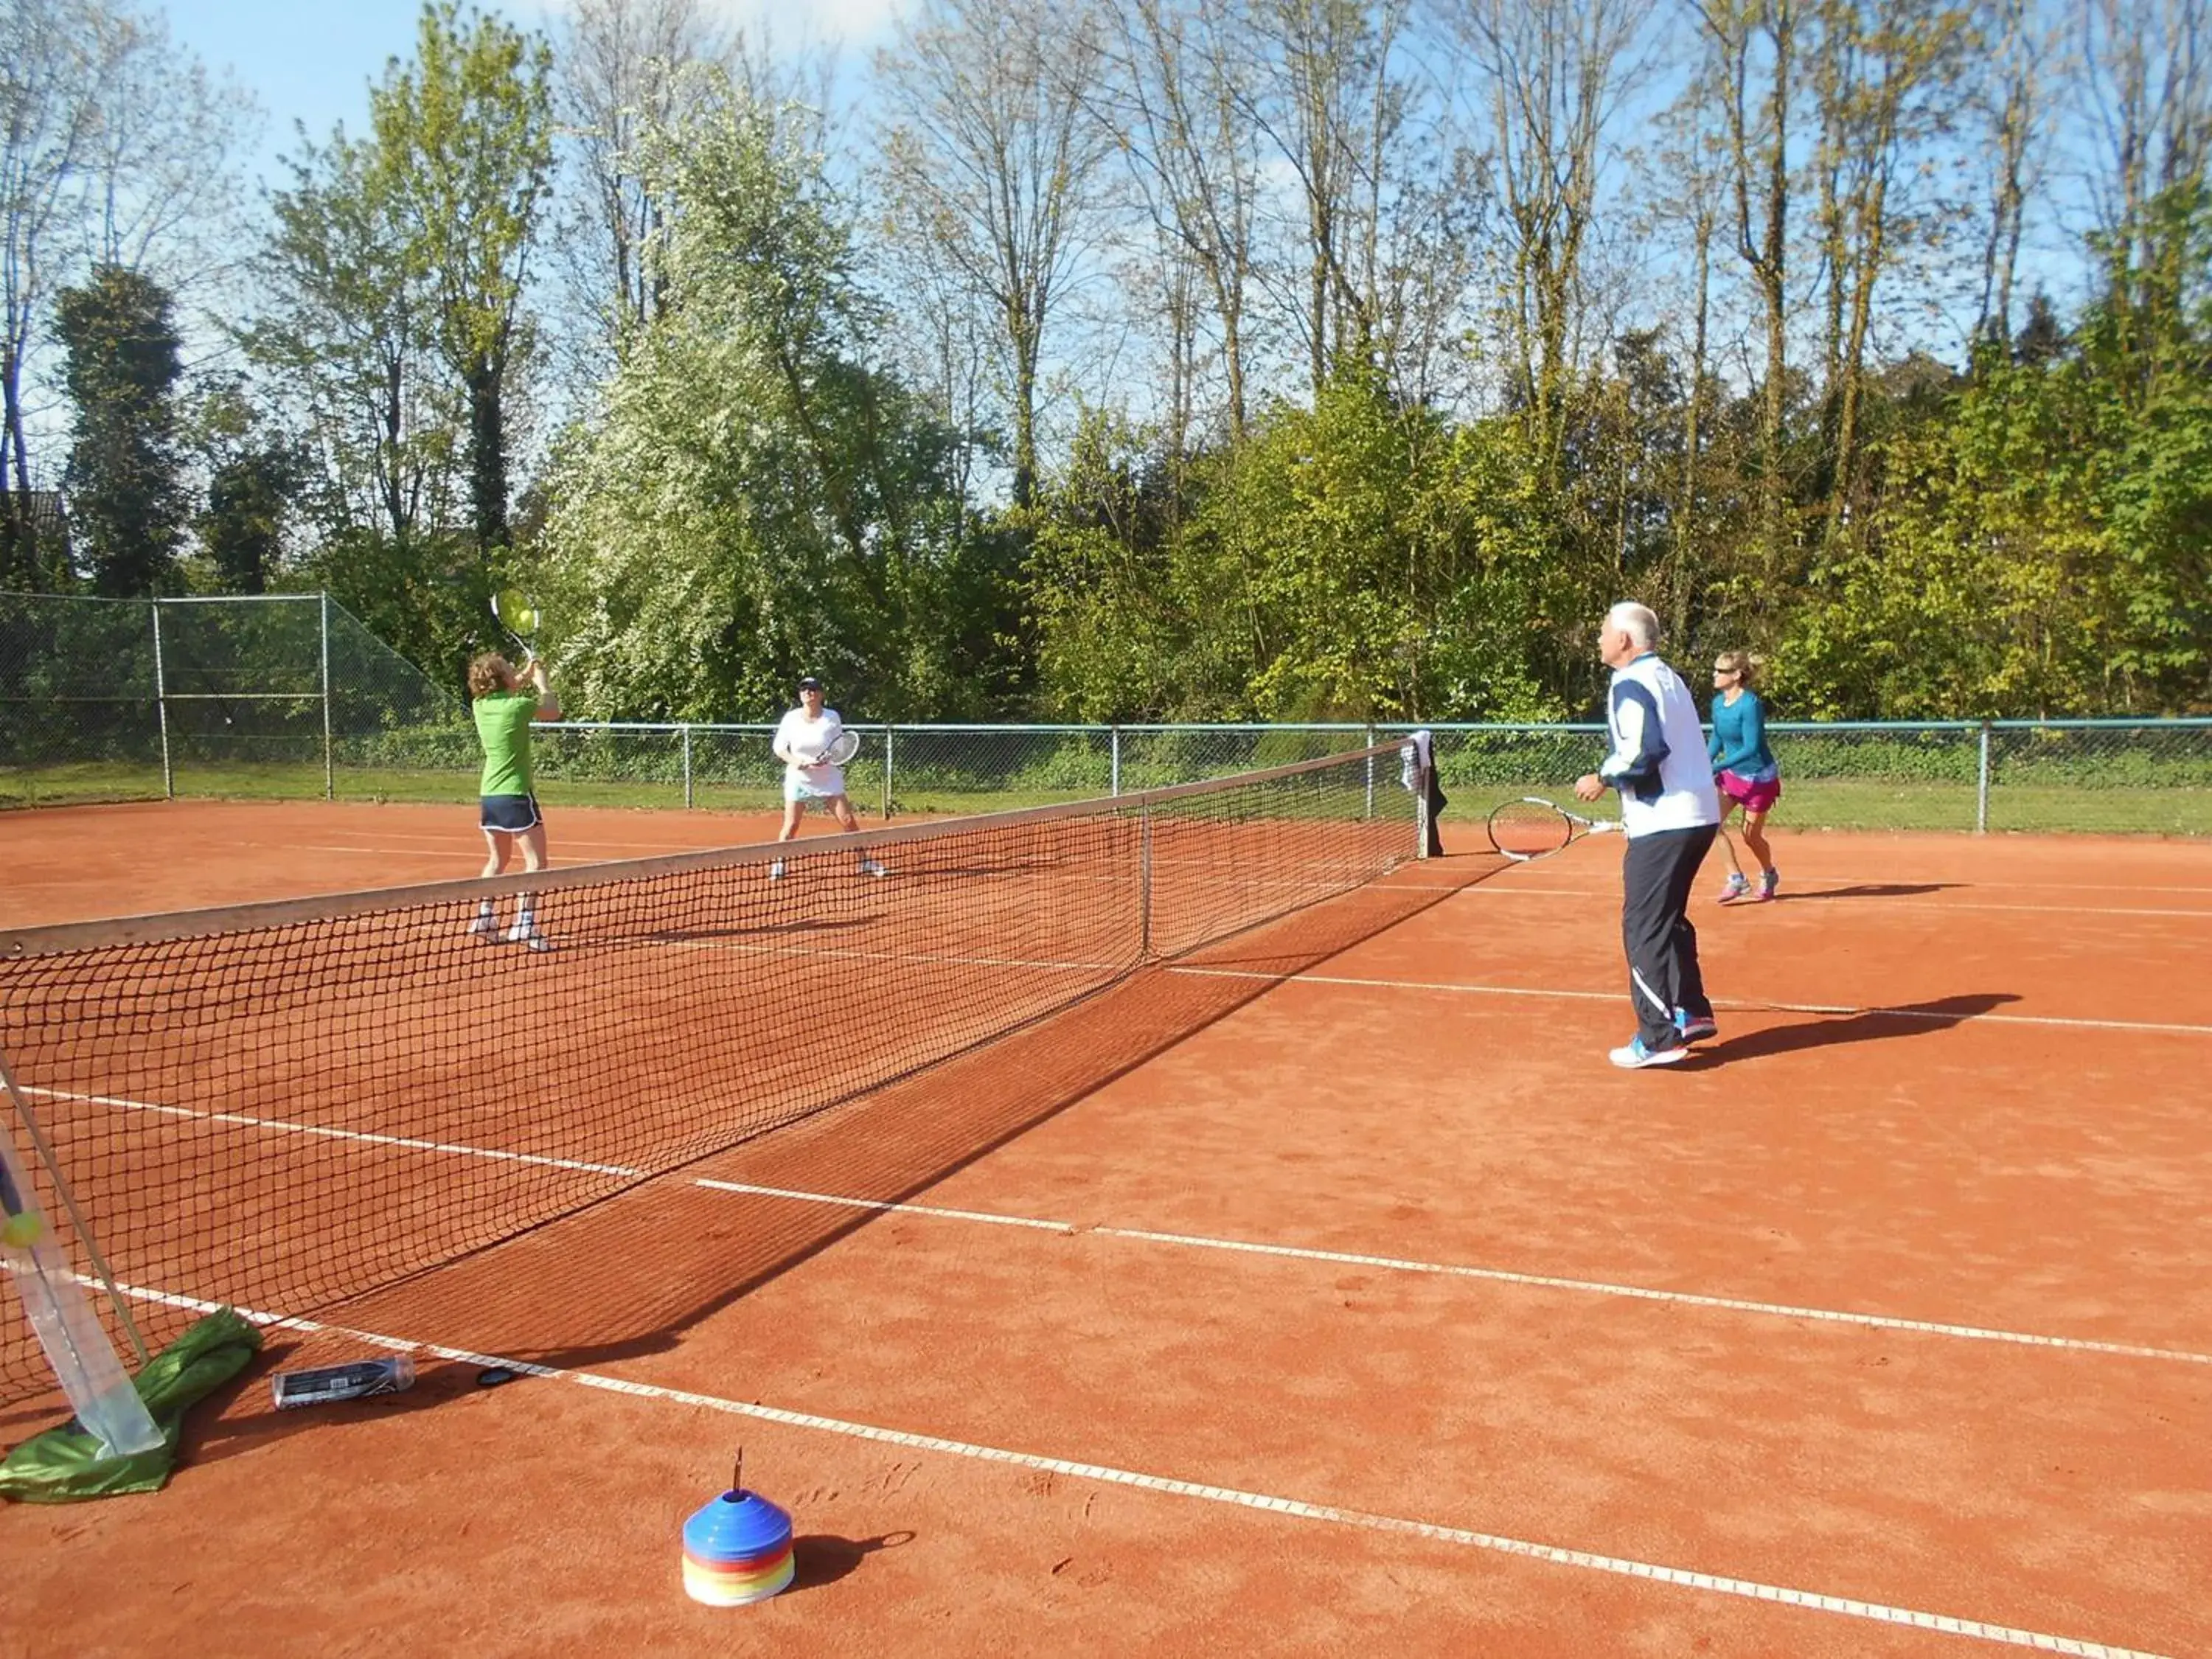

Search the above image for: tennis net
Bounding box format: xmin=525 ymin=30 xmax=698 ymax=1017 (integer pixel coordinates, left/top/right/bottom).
xmin=0 ymin=744 xmax=1421 ymax=1406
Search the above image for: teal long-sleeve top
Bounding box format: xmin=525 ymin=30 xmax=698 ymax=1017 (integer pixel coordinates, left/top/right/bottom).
xmin=1708 ymin=689 xmax=1777 ymax=776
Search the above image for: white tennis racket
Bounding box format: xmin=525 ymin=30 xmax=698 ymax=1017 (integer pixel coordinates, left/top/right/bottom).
xmin=810 ymin=728 xmax=860 ymax=767
xmin=1486 ymin=796 xmax=1621 ymax=860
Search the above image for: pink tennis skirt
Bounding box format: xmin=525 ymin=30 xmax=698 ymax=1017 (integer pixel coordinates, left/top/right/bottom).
xmin=1718 ymin=768 xmax=1783 ymax=812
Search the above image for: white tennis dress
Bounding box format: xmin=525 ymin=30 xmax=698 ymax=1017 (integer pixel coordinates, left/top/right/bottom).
xmin=775 ymin=706 xmax=847 ymax=801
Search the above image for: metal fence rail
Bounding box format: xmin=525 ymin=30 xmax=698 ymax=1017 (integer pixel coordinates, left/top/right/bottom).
xmin=4 ymin=593 xmax=2208 ymax=833
xmin=1386 ymin=720 xmax=2212 ymax=836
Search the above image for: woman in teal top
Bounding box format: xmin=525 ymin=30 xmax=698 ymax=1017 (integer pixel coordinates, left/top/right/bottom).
xmin=1707 ymin=650 xmax=1781 ymax=902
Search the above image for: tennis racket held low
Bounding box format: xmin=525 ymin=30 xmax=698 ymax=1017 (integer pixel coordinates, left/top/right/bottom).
xmin=1485 ymin=796 xmax=1621 ymax=861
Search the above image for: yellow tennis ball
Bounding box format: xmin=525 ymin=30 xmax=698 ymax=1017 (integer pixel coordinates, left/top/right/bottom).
xmin=1 ymin=1212 xmax=43 ymax=1248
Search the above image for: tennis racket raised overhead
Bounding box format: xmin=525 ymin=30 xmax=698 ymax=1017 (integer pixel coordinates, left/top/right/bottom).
xmin=491 ymin=585 xmax=542 ymax=660
xmin=1486 ymin=796 xmax=1621 ymax=860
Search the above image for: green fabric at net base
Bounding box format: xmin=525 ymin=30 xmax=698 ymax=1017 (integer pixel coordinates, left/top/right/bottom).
xmin=0 ymin=1310 xmax=262 ymax=1503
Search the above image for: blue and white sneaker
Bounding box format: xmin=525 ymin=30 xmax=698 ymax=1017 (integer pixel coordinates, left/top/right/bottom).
xmin=1610 ymin=1035 xmax=1689 ymax=1069
xmin=1675 ymin=1008 xmax=1719 ymax=1043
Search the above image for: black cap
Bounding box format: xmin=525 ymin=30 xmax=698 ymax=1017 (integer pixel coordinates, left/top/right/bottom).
xmin=796 ymin=675 xmax=823 ymax=692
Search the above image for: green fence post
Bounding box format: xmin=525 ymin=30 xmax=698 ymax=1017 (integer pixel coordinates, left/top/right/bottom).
xmin=320 ymin=592 xmax=335 ymax=800
xmin=1976 ymin=721 xmax=1992 ymax=833
xmin=150 ymin=601 xmax=173 ymax=799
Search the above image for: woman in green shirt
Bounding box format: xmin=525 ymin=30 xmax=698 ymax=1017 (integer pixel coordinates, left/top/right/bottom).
xmin=467 ymin=652 xmax=560 ymax=950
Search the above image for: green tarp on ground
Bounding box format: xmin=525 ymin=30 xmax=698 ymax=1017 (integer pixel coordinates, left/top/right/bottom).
xmin=0 ymin=1310 xmax=261 ymax=1503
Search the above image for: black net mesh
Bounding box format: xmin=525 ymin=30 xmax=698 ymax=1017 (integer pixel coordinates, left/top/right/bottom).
xmin=0 ymin=746 xmax=1422 ymax=1405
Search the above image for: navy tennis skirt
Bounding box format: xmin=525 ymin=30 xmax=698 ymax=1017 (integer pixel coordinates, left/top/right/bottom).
xmin=479 ymin=793 xmax=541 ymax=833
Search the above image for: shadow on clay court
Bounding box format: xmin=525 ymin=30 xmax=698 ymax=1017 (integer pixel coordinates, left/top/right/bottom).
xmin=1767 ymin=882 xmax=1963 ymax=902
xmin=1700 ymin=992 xmax=2023 ymax=1063
xmin=788 ymin=1531 xmax=917 ymax=1593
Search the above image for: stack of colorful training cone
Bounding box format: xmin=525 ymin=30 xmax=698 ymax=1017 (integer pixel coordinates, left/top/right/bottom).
xmin=682 ymin=1472 xmax=795 ymax=1606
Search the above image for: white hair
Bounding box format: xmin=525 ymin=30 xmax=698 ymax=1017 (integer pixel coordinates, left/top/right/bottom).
xmin=1606 ymin=601 xmax=1660 ymax=650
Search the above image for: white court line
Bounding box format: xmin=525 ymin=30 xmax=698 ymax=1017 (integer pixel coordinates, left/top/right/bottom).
xmin=17 ymin=1086 xmax=646 ymax=1178
xmin=18 ymin=1086 xmax=2200 ymax=1368
xmin=702 ymin=1178 xmax=1082 ymax=1234
xmin=1169 ymin=967 xmax=2212 ymax=1037
xmin=694 ymin=1181 xmax=2212 ymax=1368
xmin=654 ymin=937 xmax=1129 ymax=975
xmin=1456 ymin=885 xmax=2212 ymax=919
xmin=70 ymin=1279 xmax=2175 ymax=1659
xmin=1834 ymin=881 xmax=2212 ymax=895
xmin=296 ymin=844 xmax=472 ymax=857
xmin=1444 ymin=870 xmax=2212 ymax=895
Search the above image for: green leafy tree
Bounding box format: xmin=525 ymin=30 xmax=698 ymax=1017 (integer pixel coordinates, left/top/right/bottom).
xmin=54 ymin=263 xmax=184 ymax=594
xmin=1781 ymin=184 xmax=2212 ymax=717
xmin=1029 ymin=376 xmax=1571 ymax=722
xmin=370 ymin=1 xmax=554 ymax=555
xmin=1024 ymin=409 xmax=1192 ymax=720
xmin=248 ymin=124 xmax=471 ymax=676
xmin=192 ymin=380 xmax=299 ymax=595
xmin=1779 ymin=355 xmax=2105 ymax=717
xmin=540 ymin=72 xmax=1009 ymax=721
xmin=246 ymin=5 xmax=550 ymax=685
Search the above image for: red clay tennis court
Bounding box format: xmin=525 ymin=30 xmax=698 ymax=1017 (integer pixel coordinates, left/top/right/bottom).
xmin=2 ymin=783 xmax=2208 ymax=1658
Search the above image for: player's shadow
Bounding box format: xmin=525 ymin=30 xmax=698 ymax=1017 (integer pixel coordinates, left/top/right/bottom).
xmin=1703 ymin=992 xmax=2020 ymax=1061
xmin=1767 ymin=882 xmax=1961 ymax=902
xmin=788 ymin=1531 xmax=915 ymax=1593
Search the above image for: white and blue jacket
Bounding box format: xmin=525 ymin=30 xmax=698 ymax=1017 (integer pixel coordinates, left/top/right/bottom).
xmin=1599 ymin=654 xmax=1722 ymax=838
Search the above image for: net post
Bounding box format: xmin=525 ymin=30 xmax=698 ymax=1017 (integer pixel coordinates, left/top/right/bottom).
xmin=1364 ymin=725 xmax=1376 ymax=818
xmin=682 ymin=724 xmax=694 ymax=810
xmin=320 ymin=591 xmax=335 ymax=801
xmin=150 ymin=600 xmax=173 ymax=799
xmin=2 ymin=1051 xmax=152 ymax=1368
xmin=883 ymin=726 xmax=896 ymax=821
xmin=1416 ymin=767 xmax=1431 ymax=860
xmin=1976 ymin=720 xmax=1992 ymax=834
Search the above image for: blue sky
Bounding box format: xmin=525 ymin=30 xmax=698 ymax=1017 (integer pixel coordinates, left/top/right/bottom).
xmin=164 ymin=0 xmax=907 ymax=192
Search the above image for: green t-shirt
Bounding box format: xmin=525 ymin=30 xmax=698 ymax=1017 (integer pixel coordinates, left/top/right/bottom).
xmin=474 ymin=689 xmax=539 ymax=796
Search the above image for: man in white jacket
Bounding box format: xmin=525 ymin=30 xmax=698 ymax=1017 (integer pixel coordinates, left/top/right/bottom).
xmin=1573 ymin=602 xmax=1722 ymax=1068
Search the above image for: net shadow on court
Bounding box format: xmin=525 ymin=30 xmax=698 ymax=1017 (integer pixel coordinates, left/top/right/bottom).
xmin=1 ymin=747 xmax=1494 ymax=1436
xmin=198 ymin=858 xmax=1504 ymax=1451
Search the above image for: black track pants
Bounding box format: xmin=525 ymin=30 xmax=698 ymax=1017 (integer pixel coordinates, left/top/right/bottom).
xmin=1621 ymin=824 xmax=1718 ymax=1048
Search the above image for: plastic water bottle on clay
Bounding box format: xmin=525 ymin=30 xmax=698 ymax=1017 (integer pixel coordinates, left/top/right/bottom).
xmin=269 ymin=1354 xmax=416 ymax=1409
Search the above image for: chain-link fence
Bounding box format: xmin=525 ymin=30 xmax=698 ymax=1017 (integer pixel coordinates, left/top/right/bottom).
xmin=5 ymin=593 xmax=2208 ymax=831
xmin=0 ymin=591 xmax=479 ymax=805
xmin=1387 ymin=720 xmax=2212 ymax=835
xmin=0 ymin=591 xmax=164 ymax=801
xmin=261 ymin=715 xmax=2212 ymax=835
